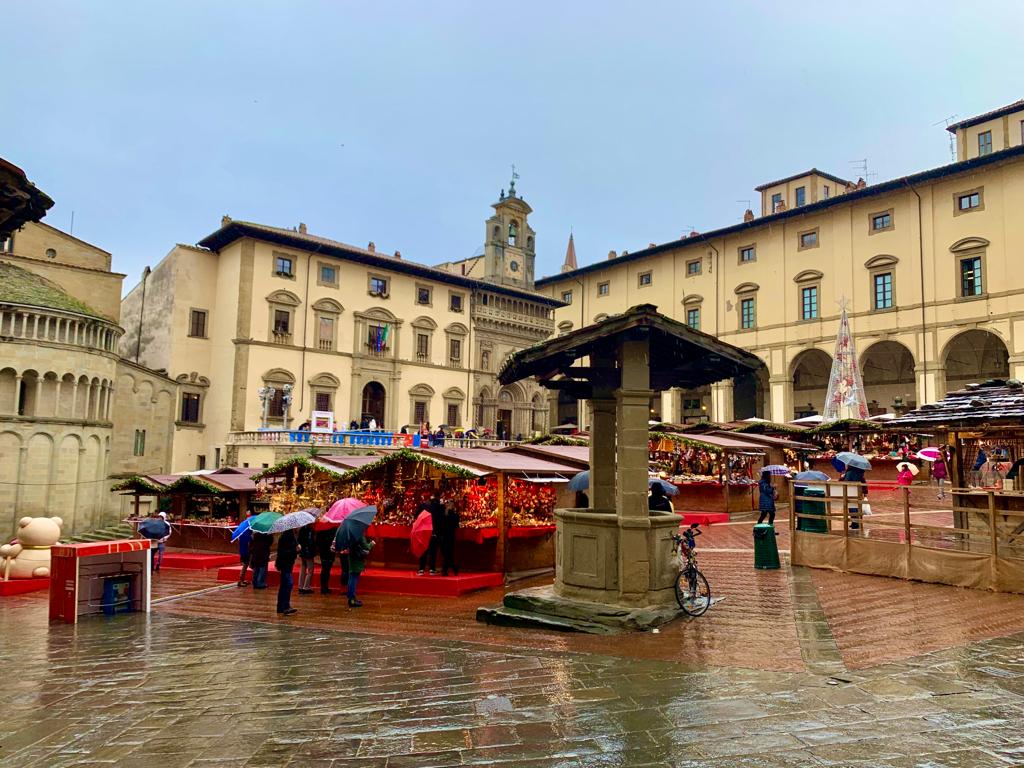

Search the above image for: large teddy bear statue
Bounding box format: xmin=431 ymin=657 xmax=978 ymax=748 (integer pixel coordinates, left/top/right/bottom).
xmin=0 ymin=516 xmax=64 ymax=579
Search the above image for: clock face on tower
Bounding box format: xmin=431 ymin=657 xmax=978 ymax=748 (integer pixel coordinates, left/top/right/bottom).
xmin=509 ymin=260 xmax=519 ymax=272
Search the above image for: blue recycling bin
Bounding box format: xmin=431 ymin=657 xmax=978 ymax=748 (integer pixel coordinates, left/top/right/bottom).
xmin=101 ymin=575 xmax=134 ymax=616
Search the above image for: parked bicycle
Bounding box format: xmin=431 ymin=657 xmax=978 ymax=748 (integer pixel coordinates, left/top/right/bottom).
xmin=671 ymin=524 xmax=711 ymax=616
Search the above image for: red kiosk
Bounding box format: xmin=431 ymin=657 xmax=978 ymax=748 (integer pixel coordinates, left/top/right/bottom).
xmin=49 ymin=539 xmax=152 ymax=624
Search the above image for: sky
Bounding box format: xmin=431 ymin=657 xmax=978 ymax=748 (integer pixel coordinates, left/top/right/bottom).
xmin=4 ymin=1 xmax=1024 ymax=291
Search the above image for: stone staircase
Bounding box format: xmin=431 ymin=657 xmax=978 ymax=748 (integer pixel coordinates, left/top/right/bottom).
xmin=68 ymin=522 xmax=135 ymax=543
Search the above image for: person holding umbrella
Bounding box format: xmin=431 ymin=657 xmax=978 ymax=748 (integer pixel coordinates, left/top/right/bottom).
xmin=331 ymin=504 xmax=379 ymax=607
xmin=250 ymin=531 xmax=272 ymax=589
xmin=233 ymin=510 xmax=256 ymax=587
xmin=757 ymin=469 xmax=778 ymax=525
xmin=297 ymin=523 xmax=316 ymax=595
xmin=153 ymin=512 xmax=171 ymax=572
xmin=346 ymin=533 xmax=374 ymax=607
xmin=836 ymin=452 xmax=871 ymax=530
xmin=648 ymin=483 xmax=674 ymax=513
xmin=275 ymin=528 xmax=298 ymax=616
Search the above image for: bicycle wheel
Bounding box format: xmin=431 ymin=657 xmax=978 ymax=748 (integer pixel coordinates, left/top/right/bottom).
xmin=675 ymin=567 xmax=711 ymax=616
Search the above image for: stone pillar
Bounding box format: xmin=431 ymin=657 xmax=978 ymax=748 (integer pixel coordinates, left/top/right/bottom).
xmin=769 ymin=376 xmax=793 ymax=423
xmin=660 ymin=388 xmax=678 ymax=424
xmin=1009 ymin=355 xmax=1024 ymax=384
xmin=70 ymin=380 xmax=79 ymax=418
xmin=915 ymin=364 xmax=946 ymax=407
xmin=710 ymin=380 xmax=734 ymax=423
xmin=588 ymin=396 xmax=616 ymax=510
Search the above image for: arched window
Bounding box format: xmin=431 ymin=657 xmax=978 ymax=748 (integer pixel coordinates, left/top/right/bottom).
xmin=508 ymin=220 xmax=518 ymax=246
xmin=45 ymin=248 xmax=57 ymax=260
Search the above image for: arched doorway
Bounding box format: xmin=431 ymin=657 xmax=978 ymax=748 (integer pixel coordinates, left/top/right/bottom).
xmin=861 ymin=341 xmax=916 ymax=414
xmin=790 ymin=349 xmax=832 ymax=419
xmin=361 ymin=381 xmax=386 ymax=428
xmin=944 ymin=330 xmax=1009 ymax=392
xmin=497 ymin=389 xmax=515 ymax=438
xmin=734 ymin=365 xmax=769 ymax=421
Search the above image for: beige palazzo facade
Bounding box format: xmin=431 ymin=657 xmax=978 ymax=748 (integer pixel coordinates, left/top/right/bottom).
xmin=536 ymin=99 xmax=1024 ymax=425
xmin=119 ymin=186 xmax=561 ymax=471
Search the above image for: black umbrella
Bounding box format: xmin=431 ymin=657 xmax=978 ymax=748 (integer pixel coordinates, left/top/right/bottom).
xmin=333 ymin=505 xmax=378 ymax=552
xmin=137 ymin=518 xmax=170 ymax=539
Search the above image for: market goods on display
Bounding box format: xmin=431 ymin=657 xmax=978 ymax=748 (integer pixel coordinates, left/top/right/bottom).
xmin=505 ymin=478 xmax=556 ymax=527
xmin=649 ymin=435 xmax=757 ymax=487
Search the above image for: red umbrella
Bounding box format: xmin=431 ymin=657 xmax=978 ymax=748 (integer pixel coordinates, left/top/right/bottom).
xmin=410 ymin=510 xmax=433 ymax=557
xmin=314 ymin=497 xmax=366 ymax=531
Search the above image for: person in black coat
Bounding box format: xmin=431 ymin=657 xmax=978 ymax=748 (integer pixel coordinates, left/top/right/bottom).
xmin=249 ymin=531 xmax=272 ymax=589
xmin=440 ymin=504 xmax=460 ymax=577
xmin=648 ymin=484 xmax=674 ymax=513
xmin=417 ymin=494 xmax=445 ymax=575
xmin=297 ymin=524 xmax=316 ymax=594
xmin=315 ymin=527 xmax=336 ymax=594
xmin=275 ymin=529 xmax=298 ymax=615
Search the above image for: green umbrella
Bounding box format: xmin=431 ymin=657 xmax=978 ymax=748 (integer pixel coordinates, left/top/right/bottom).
xmin=249 ymin=511 xmax=283 ymax=534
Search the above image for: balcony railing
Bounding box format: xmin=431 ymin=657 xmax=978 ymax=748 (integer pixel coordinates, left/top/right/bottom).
xmin=227 ymin=430 xmax=524 ymax=449
xmin=364 ymin=345 xmax=390 ymax=358
xmin=0 ymin=303 xmax=121 ymax=354
xmin=272 ymin=330 xmax=292 ymax=345
xmin=317 ymin=338 xmax=333 ymax=351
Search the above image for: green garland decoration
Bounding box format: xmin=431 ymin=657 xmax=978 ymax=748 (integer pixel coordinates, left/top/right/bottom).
xmin=732 ymin=421 xmax=808 ymax=436
xmin=111 ymin=475 xmax=223 ymax=495
xmin=649 ymin=431 xmax=726 ymax=454
xmin=525 ymin=434 xmax=588 ymax=446
xmin=253 ymin=448 xmax=478 ymax=484
xmin=253 ymin=455 xmax=350 ymax=482
xmin=111 ymin=476 xmax=166 ymax=494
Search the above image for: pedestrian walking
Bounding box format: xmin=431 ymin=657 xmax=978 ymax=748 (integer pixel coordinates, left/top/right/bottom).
xmin=275 ymin=529 xmax=298 ymax=615
xmin=347 ymin=535 xmax=374 ymax=607
xmin=417 ymin=494 xmax=445 ymax=575
xmin=152 ymin=512 xmax=171 ymax=572
xmin=934 ymin=448 xmax=950 ymax=498
xmin=236 ymin=510 xmax=256 ymax=587
xmin=440 ymin=502 xmax=460 ymax=577
xmin=841 ymin=465 xmax=868 ymax=529
xmin=756 ymin=469 xmax=777 ymax=525
xmin=648 ymin=484 xmax=673 ymax=513
xmin=297 ymin=523 xmax=315 ymax=594
xmin=250 ymin=531 xmax=272 ymax=589
xmin=315 ymin=526 xmax=336 ymax=594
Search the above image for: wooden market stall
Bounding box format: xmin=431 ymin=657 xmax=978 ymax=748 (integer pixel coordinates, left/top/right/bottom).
xmin=707 ymin=430 xmax=818 ymax=502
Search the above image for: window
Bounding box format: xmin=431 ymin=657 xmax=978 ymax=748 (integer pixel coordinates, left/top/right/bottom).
xmin=449 ymin=337 xmax=462 ymax=362
xmin=369 ymin=276 xmax=388 ymax=296
xmin=823 ymin=185 xmax=830 ymax=199
xmin=682 ymin=398 xmax=702 ymax=411
xmin=798 ymin=229 xmax=818 ymax=250
xmin=269 ymin=389 xmax=286 ymax=418
xmin=413 ymin=400 xmax=427 ymax=425
xmin=317 ymin=315 xmax=335 ymax=351
xmin=960 ymin=256 xmax=984 ymax=296
xmin=180 ymin=392 xmax=201 ymax=423
xmin=273 ymin=310 xmax=290 ymax=335
xmin=319 ymin=264 xmax=337 ymax=286
xmin=274 ymin=255 xmax=293 ymax=277
xmin=449 ymin=293 xmax=464 ymax=312
xmin=416 ymin=286 xmax=431 ymax=305
xmin=800 ymin=286 xmax=818 ymax=320
xmin=133 ymin=429 xmax=146 ymax=457
xmin=871 ymin=211 xmax=893 ymax=232
xmin=45 ymin=248 xmax=57 ymax=259
xmin=957 ymin=191 xmax=982 ymax=211
xmin=873 ymin=272 xmax=893 ymax=310
xmin=597 ymin=281 xmax=610 ymax=296
xmin=686 ymin=308 xmax=700 ymax=330
xmin=315 ymin=392 xmax=332 ymax=412
xmin=416 ymin=332 xmax=429 ymax=360
xmin=739 ymin=245 xmax=755 ymax=263
xmin=197 ymin=455 xmax=206 ymax=471
xmin=740 ymin=297 xmax=756 ymax=329
xmin=447 ymin=404 xmax=459 ymax=426
xmin=686 ymin=259 xmax=702 ymax=276
xmin=978 ymin=130 xmax=993 ymax=156
xmin=771 ymin=193 xmax=783 ymax=213
xmin=367 ymin=323 xmax=389 ymax=352
xmin=562 ymin=290 xmax=573 ymax=304
xmin=795 ymin=186 xmax=806 ymax=207
xmin=188 ymin=309 xmax=208 ymax=338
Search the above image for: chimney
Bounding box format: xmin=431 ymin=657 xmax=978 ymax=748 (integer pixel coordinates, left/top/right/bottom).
xmin=621 ymin=250 xmax=629 ymax=256
xmin=856 ymin=177 xmax=866 ymax=189
xmin=648 ymin=242 xmax=656 ymax=248
xmin=298 ymin=222 xmax=307 ymax=234
xmin=393 ymin=250 xmax=401 ymax=259
xmin=688 ymin=230 xmax=699 ymax=238
xmin=367 ymin=241 xmax=375 ymax=252
xmin=221 ymin=215 xmax=232 ymax=227
xmin=607 ymin=250 xmax=617 ymax=260
xmin=743 ymin=209 xmax=755 ymax=223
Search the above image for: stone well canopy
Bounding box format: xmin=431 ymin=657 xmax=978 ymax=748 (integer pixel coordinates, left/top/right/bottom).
xmin=498 ymin=303 xmax=763 ymax=394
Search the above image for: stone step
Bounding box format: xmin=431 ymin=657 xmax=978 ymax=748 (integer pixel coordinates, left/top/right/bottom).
xmin=475 ymin=605 xmax=618 ymax=635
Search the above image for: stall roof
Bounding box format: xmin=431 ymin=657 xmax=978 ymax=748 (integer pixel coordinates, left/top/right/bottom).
xmin=889 ymin=380 xmax=1024 ymax=430
xmin=421 ymin=447 xmax=581 ymax=476
xmin=653 ymin=432 xmax=768 ymax=452
xmin=707 ymin=430 xmax=817 ymax=451
xmin=502 ymin=443 xmax=591 ymax=468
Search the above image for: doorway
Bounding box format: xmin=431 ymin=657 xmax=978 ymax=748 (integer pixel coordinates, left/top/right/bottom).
xmin=361 ymin=381 xmax=386 ymax=428
xmin=497 ymin=408 xmax=512 ymax=438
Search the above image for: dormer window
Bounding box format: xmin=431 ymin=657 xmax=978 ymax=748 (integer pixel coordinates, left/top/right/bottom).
xmin=508 ymin=220 xmax=518 ymax=246
xmin=771 ymin=193 xmax=783 ymax=213
xmin=978 ymin=131 xmax=993 ymax=156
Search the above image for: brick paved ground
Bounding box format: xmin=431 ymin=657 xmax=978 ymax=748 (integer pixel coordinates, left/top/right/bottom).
xmin=3 ymin=499 xmax=1024 ymax=767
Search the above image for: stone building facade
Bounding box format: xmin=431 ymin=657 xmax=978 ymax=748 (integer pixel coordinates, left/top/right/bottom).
xmin=536 ymin=100 xmax=1024 ymax=425
xmin=120 ymin=186 xmax=561 ymax=471
xmin=0 ymin=222 xmax=177 ymax=536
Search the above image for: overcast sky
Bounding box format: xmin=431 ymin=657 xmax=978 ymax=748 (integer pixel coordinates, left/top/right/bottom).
xmin=5 ymin=2 xmax=1023 ymax=289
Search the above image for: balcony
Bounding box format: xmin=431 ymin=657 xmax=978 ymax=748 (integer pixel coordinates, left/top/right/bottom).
xmin=272 ymin=330 xmax=292 ymax=345
xmin=415 ymin=352 xmax=430 ymax=363
xmin=317 ymin=338 xmax=333 ymax=351
xmin=227 ymin=430 xmax=523 ymax=450
xmin=474 ymin=303 xmax=555 ymax=339
xmin=364 ymin=344 xmax=390 ymax=358
xmin=447 ymin=357 xmax=463 ymax=369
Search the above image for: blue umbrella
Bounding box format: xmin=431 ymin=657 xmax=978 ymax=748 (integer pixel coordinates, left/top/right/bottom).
xmin=648 ymin=477 xmax=679 ymax=496
xmin=835 ymin=452 xmax=871 ymax=471
xmin=762 ymin=465 xmax=792 ymax=476
xmin=795 ymin=470 xmax=830 ymax=482
xmin=568 ymin=471 xmax=590 ymax=492
xmin=137 ymin=518 xmax=170 ymax=539
xmin=333 ymin=505 xmax=378 ymax=552
xmin=230 ymin=517 xmax=252 ymax=543
xmin=830 ymin=457 xmax=846 ymax=473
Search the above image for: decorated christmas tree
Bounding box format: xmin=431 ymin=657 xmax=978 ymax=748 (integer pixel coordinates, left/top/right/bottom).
xmin=822 ymin=302 xmax=869 ymax=422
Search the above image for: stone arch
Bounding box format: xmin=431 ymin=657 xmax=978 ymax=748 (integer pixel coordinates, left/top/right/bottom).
xmin=443 ymin=386 xmax=465 ymax=401
xmin=265 ymin=289 xmax=301 ymax=306
xmin=734 ymin=360 xmax=770 ymax=420
xmin=864 ymin=254 xmax=899 ymax=269
xmin=445 ymin=322 xmax=469 ymax=335
xmin=21 ymin=432 xmax=54 ymax=515
xmin=789 ymin=348 xmax=833 ymax=419
xmin=409 ymin=383 xmax=436 ymax=398
xmin=262 ymin=368 xmax=296 ymax=384
xmin=734 ymin=282 xmax=760 ymax=295
xmin=942 ymin=329 xmax=1009 ymax=391
xmin=363 ymin=306 xmax=399 ymax=322
xmin=361 ymin=381 xmax=386 ymax=427
xmin=861 ymin=340 xmax=916 ymax=413
xmin=309 ymin=372 xmax=340 ymax=388
xmin=311 ymin=298 xmax=344 ymax=314
xmin=411 ymin=316 xmax=437 ymax=330
xmin=950 ymin=236 xmax=991 ymax=253
xmin=793 ymin=270 xmax=823 ymax=283
xmin=0 ymin=367 xmax=16 ymax=414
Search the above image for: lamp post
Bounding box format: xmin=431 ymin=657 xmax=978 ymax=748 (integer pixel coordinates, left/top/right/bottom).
xmin=258 ymin=386 xmax=276 ymax=429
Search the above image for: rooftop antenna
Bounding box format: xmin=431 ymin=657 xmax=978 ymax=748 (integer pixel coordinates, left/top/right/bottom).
xmin=933 ymin=114 xmax=958 ymax=162
xmin=69 ymin=210 xmax=75 ymax=236
xmin=848 ymin=159 xmax=877 ymax=184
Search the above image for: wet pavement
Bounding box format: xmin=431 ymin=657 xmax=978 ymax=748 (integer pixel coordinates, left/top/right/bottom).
xmin=3 ymin=507 xmax=1024 ymax=767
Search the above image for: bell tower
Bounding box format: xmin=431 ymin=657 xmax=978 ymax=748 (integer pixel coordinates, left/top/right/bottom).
xmin=483 ymin=167 xmax=536 ymax=290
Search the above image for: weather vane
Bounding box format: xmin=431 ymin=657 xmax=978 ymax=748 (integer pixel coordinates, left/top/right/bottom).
xmin=509 ymin=163 xmax=519 ymax=196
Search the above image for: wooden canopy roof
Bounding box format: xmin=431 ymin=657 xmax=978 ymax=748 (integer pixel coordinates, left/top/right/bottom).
xmin=890 ymin=379 xmax=1024 ymax=430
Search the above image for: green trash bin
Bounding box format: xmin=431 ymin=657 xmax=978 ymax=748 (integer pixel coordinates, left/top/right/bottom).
xmin=753 ymin=524 xmax=780 ymax=569
xmin=795 ymin=486 xmax=828 ymax=533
